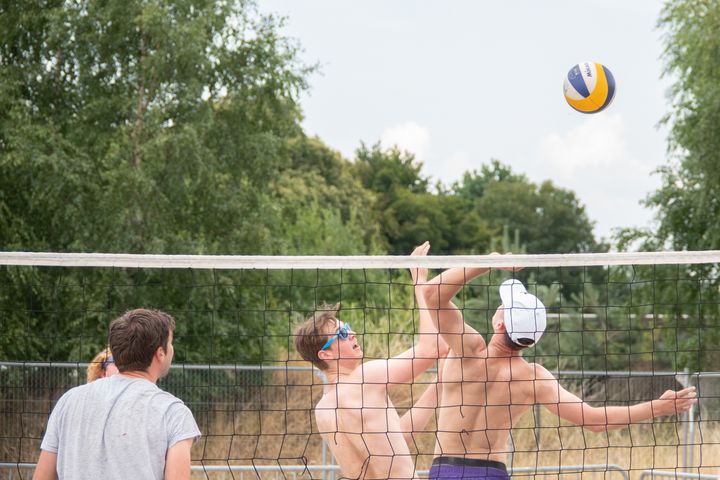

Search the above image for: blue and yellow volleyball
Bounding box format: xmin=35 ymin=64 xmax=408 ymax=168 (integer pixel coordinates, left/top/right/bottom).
xmin=563 ymin=61 xmax=616 ymax=114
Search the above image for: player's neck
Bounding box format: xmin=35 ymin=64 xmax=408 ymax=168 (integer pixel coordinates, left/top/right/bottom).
xmin=488 ymin=335 xmax=523 ymax=358
xmin=322 ymin=360 xmax=360 ymax=385
xmin=120 ymin=369 xmax=158 ymax=383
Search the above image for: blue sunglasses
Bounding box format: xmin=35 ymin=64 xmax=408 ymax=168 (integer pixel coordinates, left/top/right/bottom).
xmin=320 ymin=323 xmax=353 ymax=350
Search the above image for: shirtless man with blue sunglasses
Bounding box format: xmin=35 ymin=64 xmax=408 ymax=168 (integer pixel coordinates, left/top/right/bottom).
xmin=294 ymin=241 xmax=456 ymax=480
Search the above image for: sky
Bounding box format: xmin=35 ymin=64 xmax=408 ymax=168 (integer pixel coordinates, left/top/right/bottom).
xmin=261 ymin=0 xmax=671 ymax=242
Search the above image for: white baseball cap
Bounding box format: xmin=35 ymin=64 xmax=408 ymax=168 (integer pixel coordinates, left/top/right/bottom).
xmin=499 ymin=279 xmax=547 ymax=347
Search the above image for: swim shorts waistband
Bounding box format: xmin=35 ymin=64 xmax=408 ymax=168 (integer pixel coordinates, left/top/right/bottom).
xmin=431 ymin=457 xmax=507 ymax=472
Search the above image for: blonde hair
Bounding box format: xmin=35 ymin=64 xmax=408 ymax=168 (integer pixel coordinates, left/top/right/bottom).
xmin=87 ymin=347 xmax=114 ymax=382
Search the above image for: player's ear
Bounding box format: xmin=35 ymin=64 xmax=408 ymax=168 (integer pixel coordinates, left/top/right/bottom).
xmin=493 ymin=306 xmax=506 ymax=331
xmin=317 ymin=349 xmax=332 ymax=362
xmin=155 ymin=345 xmax=165 ymax=361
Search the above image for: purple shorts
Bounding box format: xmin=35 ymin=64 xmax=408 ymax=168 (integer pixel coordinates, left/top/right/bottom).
xmin=428 ymin=457 xmax=509 ymax=480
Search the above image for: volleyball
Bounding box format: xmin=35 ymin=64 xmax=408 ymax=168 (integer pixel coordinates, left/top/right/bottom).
xmin=563 ymin=61 xmax=616 ymax=113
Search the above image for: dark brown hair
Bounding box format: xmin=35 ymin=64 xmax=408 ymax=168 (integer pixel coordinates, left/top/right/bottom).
xmin=293 ymin=303 xmax=340 ymax=371
xmin=109 ymin=309 xmax=176 ymax=373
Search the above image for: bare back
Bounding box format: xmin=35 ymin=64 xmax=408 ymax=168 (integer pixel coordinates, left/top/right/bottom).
xmin=435 ymin=351 xmax=537 ymax=462
xmin=314 ymin=363 xmax=416 ymax=480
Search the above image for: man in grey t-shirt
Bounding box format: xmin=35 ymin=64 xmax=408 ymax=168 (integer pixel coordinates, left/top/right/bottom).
xmin=33 ymin=309 xmax=201 ymax=480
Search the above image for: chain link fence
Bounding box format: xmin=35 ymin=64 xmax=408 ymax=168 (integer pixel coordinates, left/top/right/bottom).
xmin=1 ymin=362 xmax=718 ymax=479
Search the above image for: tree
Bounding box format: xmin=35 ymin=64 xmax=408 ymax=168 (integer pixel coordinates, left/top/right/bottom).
xmin=455 ymin=161 xmax=607 ymax=299
xmin=272 ymin=136 xmax=385 ymax=256
xmin=0 ymin=0 xmax=313 ymax=255
xmin=352 ymin=143 xmax=447 ymax=253
xmin=459 ymin=162 xmax=602 ymax=256
xmin=353 ymin=142 xmax=429 ymax=195
xmin=452 ymin=159 xmax=527 ymax=204
xmin=644 ymin=0 xmax=720 ymax=252
xmin=0 ymin=0 xmax=319 ymax=362
xmin=454 ymin=161 xmax=605 ymax=253
xmin=613 ymin=0 xmax=720 ymax=370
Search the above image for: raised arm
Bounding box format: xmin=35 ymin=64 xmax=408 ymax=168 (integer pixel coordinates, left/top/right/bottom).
xmin=409 ymin=241 xmax=444 ymax=360
xmin=362 ymin=242 xmax=444 ymax=385
xmin=399 ymin=355 xmax=447 ymax=446
xmin=534 ymin=365 xmax=697 ymax=432
xmin=418 ymin=263 xmax=491 ymax=357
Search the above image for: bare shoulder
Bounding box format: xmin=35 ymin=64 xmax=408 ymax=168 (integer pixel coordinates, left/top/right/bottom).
xmin=527 ymin=362 xmax=559 ymax=397
xmin=528 ymin=362 xmax=555 ymax=380
xmin=467 ymin=341 xmax=489 ymax=359
xmin=505 ymin=357 xmax=538 ymax=378
xmin=356 ymin=358 xmax=390 ymax=383
xmin=315 ymin=390 xmax=337 ymax=414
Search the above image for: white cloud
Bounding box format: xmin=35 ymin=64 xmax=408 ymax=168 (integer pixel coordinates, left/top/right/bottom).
xmin=424 ymin=151 xmax=472 ymax=185
xmin=379 ymin=122 xmax=472 ymax=185
xmin=535 ymin=113 xmax=662 ymax=239
xmin=539 ymin=114 xmax=627 ymax=178
xmin=380 ymin=121 xmax=430 ymax=161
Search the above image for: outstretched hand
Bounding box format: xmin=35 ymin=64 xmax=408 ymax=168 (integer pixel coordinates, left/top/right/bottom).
xmin=410 ymin=241 xmax=430 ymax=285
xmin=489 ymin=251 xmax=522 ymax=273
xmin=653 ymin=387 xmax=697 ymax=416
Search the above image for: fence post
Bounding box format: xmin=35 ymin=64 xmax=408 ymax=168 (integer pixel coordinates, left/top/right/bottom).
xmin=679 ymin=367 xmax=691 ymax=470
xmin=507 ymin=431 xmax=514 ymax=470
xmin=321 ymin=441 xmax=327 ymax=480
xmin=685 ymin=372 xmax=698 ymax=473
xmin=534 ymin=403 xmax=542 ymax=450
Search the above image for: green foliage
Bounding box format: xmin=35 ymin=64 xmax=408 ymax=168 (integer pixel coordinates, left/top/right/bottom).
xmin=650 ymin=0 xmax=720 ymax=251
xmin=275 ymin=137 xmax=385 ymax=255
xmin=0 ymin=0 xmax=312 ymax=255
xmin=0 ymin=0 xmax=373 ymax=363
xmin=454 ymin=161 xmax=607 ymax=300
xmin=622 ymin=1 xmax=720 ymax=251
xmin=354 ymin=148 xmax=603 ymax=261
xmin=464 ymin=162 xmax=602 ymax=255
xmin=354 ymin=142 xmax=429 ymax=195
xmin=611 ymin=0 xmax=720 ymax=370
xmin=452 ymin=159 xmax=528 ymax=203
xmin=3 ymin=0 xmax=672 ymax=373
xmin=352 ymin=143 xmax=459 ymax=253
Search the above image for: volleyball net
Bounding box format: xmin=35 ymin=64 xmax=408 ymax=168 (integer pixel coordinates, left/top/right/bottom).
xmin=1 ymin=251 xmax=720 ymax=479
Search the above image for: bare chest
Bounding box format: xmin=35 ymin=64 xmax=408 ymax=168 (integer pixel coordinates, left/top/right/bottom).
xmin=315 ymin=383 xmax=399 ymax=434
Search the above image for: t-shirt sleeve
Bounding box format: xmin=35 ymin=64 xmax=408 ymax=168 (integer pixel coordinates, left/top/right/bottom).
xmin=39 ymin=392 xmax=70 ymax=453
xmin=165 ymin=402 xmax=201 ymax=449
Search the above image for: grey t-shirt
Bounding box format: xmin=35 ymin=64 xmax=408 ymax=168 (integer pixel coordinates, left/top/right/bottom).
xmin=40 ymin=374 xmax=201 ymax=480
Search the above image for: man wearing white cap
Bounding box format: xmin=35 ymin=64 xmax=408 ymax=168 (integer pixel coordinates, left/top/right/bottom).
xmin=498 ymin=278 xmax=547 ymax=348
xmin=419 ymin=271 xmax=698 ymax=480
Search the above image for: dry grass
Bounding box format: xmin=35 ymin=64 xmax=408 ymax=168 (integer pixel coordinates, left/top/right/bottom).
xmin=187 ymin=368 xmax=720 ymax=479
xmin=3 ymin=365 xmax=718 ymax=480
